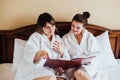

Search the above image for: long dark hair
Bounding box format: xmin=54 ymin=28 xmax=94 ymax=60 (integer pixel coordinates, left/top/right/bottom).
xmin=35 ymin=13 xmax=58 ymax=34
xmin=72 ymin=11 xmax=90 ymax=27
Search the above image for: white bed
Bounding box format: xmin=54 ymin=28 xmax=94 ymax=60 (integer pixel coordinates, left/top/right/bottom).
xmin=0 ymin=22 xmax=120 ymax=80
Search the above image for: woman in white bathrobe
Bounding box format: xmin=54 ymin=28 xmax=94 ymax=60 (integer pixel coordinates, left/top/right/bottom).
xmin=62 ymin=12 xmax=102 ymax=80
xmin=14 ymin=13 xmax=70 ymax=80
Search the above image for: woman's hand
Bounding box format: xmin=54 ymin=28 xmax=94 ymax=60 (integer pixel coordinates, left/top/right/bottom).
xmin=33 ymin=50 xmax=49 ymax=63
xmin=53 ymin=41 xmax=64 ymax=57
xmin=54 ymin=67 xmax=65 ymax=75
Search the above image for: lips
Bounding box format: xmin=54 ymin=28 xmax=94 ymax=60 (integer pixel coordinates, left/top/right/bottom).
xmin=73 ymin=30 xmax=77 ymax=32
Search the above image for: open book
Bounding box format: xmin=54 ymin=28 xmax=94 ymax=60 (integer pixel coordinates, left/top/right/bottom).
xmin=44 ymin=56 xmax=95 ymax=70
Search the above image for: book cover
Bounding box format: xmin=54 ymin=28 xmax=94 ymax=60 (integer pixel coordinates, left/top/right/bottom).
xmin=44 ymin=56 xmax=94 ymax=70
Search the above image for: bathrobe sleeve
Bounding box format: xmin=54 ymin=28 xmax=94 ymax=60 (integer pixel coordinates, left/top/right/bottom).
xmin=56 ymin=35 xmax=70 ymax=60
xmin=23 ymin=33 xmax=41 ymax=65
xmin=82 ymin=34 xmax=102 ymax=78
xmin=58 ymin=44 xmax=70 ymax=60
xmin=62 ymin=33 xmax=73 ymax=57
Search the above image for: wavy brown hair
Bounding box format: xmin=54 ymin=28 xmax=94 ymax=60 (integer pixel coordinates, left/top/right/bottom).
xmin=35 ymin=13 xmax=58 ymax=34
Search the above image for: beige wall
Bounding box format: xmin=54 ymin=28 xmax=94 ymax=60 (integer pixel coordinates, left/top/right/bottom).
xmin=0 ymin=0 xmax=120 ymax=30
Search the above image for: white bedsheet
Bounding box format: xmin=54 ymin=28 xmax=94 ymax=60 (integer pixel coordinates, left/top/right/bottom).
xmin=0 ymin=63 xmax=15 ymax=80
xmin=0 ymin=59 xmax=120 ymax=80
xmin=101 ymin=59 xmax=120 ymax=80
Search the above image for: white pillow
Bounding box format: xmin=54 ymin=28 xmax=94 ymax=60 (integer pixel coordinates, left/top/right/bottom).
xmin=95 ymin=31 xmax=118 ymax=70
xmin=12 ymin=38 xmax=26 ymax=71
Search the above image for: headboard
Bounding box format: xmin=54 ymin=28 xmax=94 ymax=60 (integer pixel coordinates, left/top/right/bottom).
xmin=0 ymin=22 xmax=120 ymax=63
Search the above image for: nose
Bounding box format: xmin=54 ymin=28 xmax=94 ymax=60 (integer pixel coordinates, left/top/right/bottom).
xmin=73 ymin=27 xmax=77 ymax=32
xmin=49 ymin=26 xmax=55 ymax=32
xmin=49 ymin=27 xmax=53 ymax=31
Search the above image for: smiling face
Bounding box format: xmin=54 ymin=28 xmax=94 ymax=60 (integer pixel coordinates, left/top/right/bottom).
xmin=43 ymin=22 xmax=55 ymax=38
xmin=71 ymin=20 xmax=84 ymax=35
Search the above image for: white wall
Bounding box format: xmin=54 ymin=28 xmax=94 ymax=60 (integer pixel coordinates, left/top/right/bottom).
xmin=0 ymin=0 xmax=120 ymax=30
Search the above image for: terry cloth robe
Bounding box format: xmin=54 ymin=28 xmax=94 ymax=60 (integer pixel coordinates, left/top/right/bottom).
xmin=62 ymin=29 xmax=107 ymax=80
xmin=14 ymin=32 xmax=70 ymax=80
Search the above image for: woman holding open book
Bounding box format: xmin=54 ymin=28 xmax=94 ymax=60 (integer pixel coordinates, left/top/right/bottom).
xmin=62 ymin=12 xmax=102 ymax=80
xmin=14 ymin=13 xmax=70 ymax=80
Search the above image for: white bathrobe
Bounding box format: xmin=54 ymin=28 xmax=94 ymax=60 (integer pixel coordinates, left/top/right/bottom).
xmin=14 ymin=32 xmax=70 ymax=80
xmin=62 ymin=29 xmax=107 ymax=80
